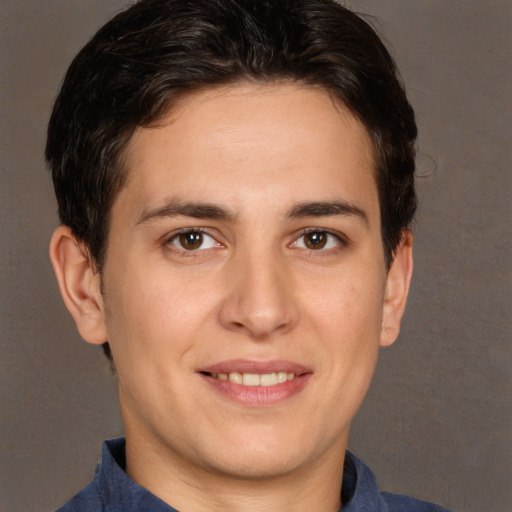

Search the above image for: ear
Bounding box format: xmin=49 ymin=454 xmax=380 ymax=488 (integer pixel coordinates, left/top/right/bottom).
xmin=380 ymin=231 xmax=414 ymax=347
xmin=49 ymin=226 xmax=107 ymax=345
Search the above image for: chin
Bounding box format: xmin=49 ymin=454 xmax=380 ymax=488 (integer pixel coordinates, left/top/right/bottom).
xmin=197 ymin=428 xmax=328 ymax=481
xmin=206 ymin=451 xmax=307 ymax=481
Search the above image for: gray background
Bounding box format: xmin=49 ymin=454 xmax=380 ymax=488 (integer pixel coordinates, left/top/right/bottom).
xmin=0 ymin=1 xmax=510 ymax=511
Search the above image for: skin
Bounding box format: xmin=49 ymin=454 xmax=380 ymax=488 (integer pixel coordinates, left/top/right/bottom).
xmin=50 ymin=83 xmax=413 ymax=512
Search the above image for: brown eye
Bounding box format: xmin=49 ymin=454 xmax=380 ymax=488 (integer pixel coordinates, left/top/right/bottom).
xmin=304 ymin=232 xmax=328 ymax=250
xmin=178 ymin=232 xmax=204 ymax=250
xmin=292 ymin=230 xmax=343 ymax=252
xmin=168 ymin=230 xmax=219 ymax=253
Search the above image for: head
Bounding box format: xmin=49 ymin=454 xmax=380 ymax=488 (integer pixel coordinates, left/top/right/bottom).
xmin=46 ymin=0 xmax=416 ymax=272
xmin=47 ymin=0 xmax=416 ymax=502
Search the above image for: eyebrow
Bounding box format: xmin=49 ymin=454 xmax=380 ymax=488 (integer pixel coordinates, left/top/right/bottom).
xmin=287 ymin=201 xmax=369 ymax=224
xmin=136 ymin=199 xmax=368 ymax=226
xmin=136 ymin=200 xmax=235 ymax=225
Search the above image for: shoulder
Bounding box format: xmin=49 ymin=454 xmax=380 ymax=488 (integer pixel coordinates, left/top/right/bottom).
xmin=54 ymin=437 xmax=175 ymax=512
xmin=54 ymin=480 xmax=104 ymax=512
xmin=381 ymin=491 xmax=452 ymax=512
xmin=343 ymin=451 xmax=452 ymax=512
xmin=53 ymin=439 xmax=121 ymax=512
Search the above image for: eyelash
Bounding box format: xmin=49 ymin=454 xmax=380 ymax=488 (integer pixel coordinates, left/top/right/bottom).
xmin=291 ymin=228 xmax=348 ymax=254
xmin=163 ymin=227 xmax=348 ymax=256
xmin=164 ymin=228 xmax=220 ymax=256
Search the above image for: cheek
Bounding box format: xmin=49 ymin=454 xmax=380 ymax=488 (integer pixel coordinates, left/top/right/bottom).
xmin=304 ymin=269 xmax=385 ymax=338
xmin=104 ymin=267 xmax=218 ymax=362
xmin=317 ymin=280 xmax=383 ymax=406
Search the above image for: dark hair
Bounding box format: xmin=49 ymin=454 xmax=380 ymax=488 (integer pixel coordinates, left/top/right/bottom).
xmin=46 ymin=0 xmax=417 ymax=358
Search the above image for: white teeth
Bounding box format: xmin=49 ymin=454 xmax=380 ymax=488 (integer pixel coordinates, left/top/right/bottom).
xmin=228 ymin=372 xmax=243 ymax=384
xmin=277 ymin=372 xmax=288 ymax=383
xmin=214 ymin=371 xmax=296 ymax=386
xmin=242 ymin=373 xmax=260 ymax=386
xmin=260 ymin=373 xmax=278 ymax=386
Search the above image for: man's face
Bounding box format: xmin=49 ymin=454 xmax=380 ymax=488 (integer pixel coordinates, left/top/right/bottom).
xmin=99 ymin=83 xmax=403 ymax=480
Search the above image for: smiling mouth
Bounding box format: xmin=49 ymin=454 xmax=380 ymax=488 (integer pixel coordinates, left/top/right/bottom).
xmin=201 ymin=371 xmax=297 ymax=387
xmin=198 ymin=360 xmax=311 ymax=405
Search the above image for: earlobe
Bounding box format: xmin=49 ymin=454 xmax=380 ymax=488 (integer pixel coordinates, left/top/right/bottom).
xmin=380 ymin=231 xmax=414 ymax=347
xmin=49 ymin=226 xmax=107 ymax=345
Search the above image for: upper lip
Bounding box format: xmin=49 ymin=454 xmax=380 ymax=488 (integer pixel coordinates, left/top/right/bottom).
xmin=199 ymin=359 xmax=312 ymax=375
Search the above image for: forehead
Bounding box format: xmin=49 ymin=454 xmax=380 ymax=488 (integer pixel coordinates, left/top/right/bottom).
xmin=118 ymin=82 xmax=378 ymax=221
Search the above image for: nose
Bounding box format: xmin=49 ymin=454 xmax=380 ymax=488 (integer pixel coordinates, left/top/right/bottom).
xmin=218 ymin=248 xmax=299 ymax=340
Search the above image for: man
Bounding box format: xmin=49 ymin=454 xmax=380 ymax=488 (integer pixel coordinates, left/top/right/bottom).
xmin=46 ymin=0 xmax=451 ymax=510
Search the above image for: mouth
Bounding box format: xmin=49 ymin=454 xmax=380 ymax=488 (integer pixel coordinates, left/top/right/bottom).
xmin=198 ymin=360 xmax=312 ymax=406
xmin=200 ymin=371 xmax=297 ymax=387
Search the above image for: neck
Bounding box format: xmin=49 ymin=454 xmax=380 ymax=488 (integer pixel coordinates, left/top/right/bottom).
xmin=124 ymin=428 xmax=347 ymax=512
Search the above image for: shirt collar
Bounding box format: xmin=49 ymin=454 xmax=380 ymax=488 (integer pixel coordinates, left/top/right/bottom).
xmin=97 ymin=437 xmax=387 ymax=511
xmin=341 ymin=450 xmax=389 ymax=511
xmin=98 ymin=438 xmax=178 ymax=511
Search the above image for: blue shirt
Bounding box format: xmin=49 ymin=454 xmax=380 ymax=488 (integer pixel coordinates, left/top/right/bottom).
xmin=56 ymin=438 xmax=451 ymax=511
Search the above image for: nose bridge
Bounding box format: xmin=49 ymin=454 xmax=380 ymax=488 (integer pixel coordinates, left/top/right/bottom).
xmin=219 ymin=240 xmax=297 ymax=339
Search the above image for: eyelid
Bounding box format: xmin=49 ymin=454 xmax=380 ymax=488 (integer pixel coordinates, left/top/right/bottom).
xmin=290 ymin=227 xmax=349 ymax=251
xmin=163 ymin=227 xmax=225 ymax=254
xmin=164 ymin=226 xmax=203 ymax=241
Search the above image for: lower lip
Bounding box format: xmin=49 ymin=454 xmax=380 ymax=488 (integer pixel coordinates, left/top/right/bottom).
xmin=200 ymin=374 xmax=311 ymax=406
